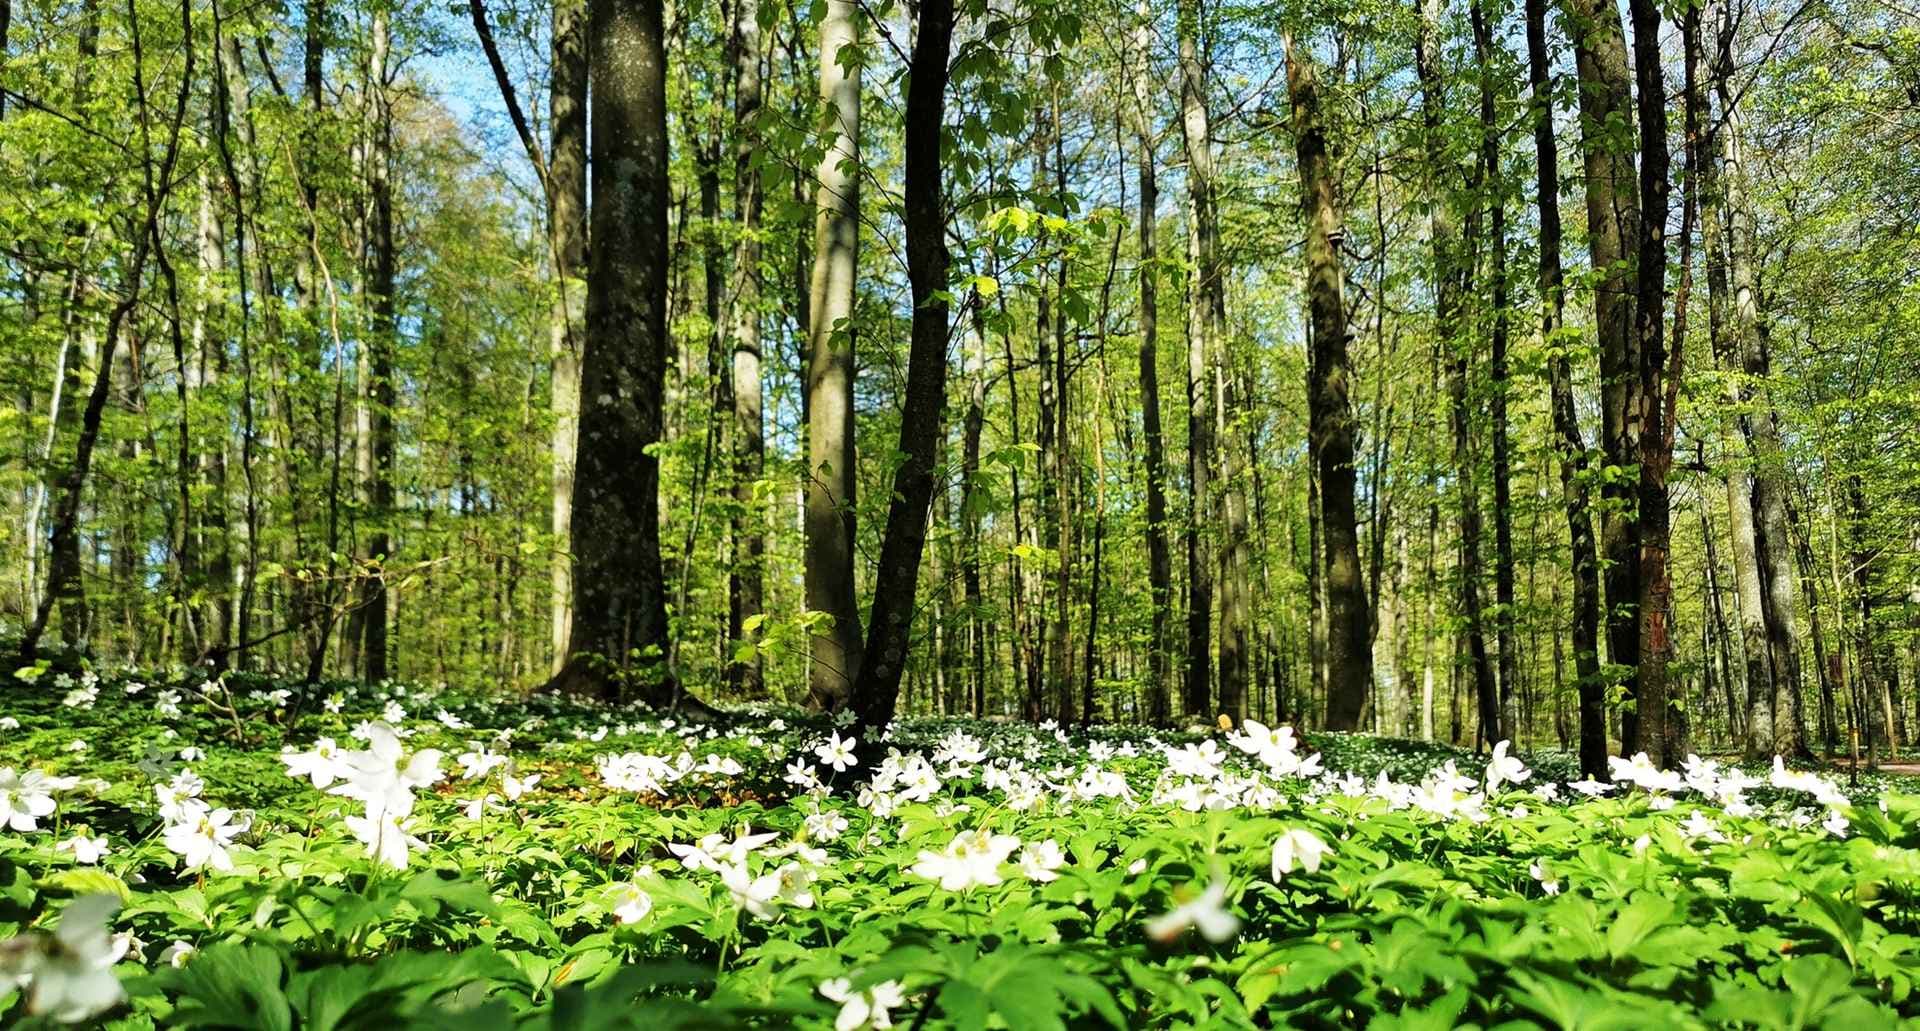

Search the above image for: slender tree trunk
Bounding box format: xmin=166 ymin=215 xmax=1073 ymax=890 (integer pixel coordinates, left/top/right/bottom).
xmin=1129 ymin=8 xmax=1174 ymax=725
xmin=1474 ymin=0 xmax=1519 ymax=742
xmin=1287 ymin=32 xmax=1371 ymax=732
xmin=727 ymin=0 xmax=765 ymax=696
xmin=848 ymin=0 xmax=952 ymax=739
xmin=1176 ymin=0 xmax=1215 ymax=719
xmin=360 ymin=5 xmax=396 ymax=682
xmin=1416 ymin=0 xmax=1498 ymax=745
xmin=549 ymin=0 xmax=588 ymax=674
xmin=805 ymin=0 xmax=865 ymax=710
xmin=1527 ymin=0 xmax=1607 ymax=775
xmin=959 ymin=305 xmax=988 ymax=715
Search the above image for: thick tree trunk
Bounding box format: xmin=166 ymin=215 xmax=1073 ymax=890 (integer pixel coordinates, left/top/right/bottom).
xmin=805 ymin=0 xmax=865 ymax=710
xmin=1286 ymin=33 xmax=1370 ymax=732
xmin=1527 ymin=0 xmax=1607 ymax=776
xmin=551 ymin=0 xmax=687 ymax=709
xmin=848 ymin=0 xmax=952 ymax=738
xmin=1562 ymin=0 xmax=1643 ymax=739
xmin=1628 ymin=0 xmax=1680 ymax=764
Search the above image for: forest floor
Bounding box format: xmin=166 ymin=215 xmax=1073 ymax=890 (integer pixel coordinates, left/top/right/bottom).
xmin=1 ymin=666 xmax=1916 ymax=1026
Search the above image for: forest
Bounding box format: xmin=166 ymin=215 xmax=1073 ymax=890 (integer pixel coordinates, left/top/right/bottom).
xmin=2 ymin=0 xmax=1920 ymax=1023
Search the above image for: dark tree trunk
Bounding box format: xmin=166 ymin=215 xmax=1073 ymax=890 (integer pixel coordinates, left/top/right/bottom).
xmin=1286 ymin=33 xmax=1371 ymax=732
xmin=848 ymin=0 xmax=952 ymax=738
xmin=1130 ymin=20 xmax=1174 ymax=724
xmin=549 ymin=0 xmax=689 ymax=710
xmin=1176 ymin=0 xmax=1215 ymax=721
xmin=1562 ymin=0 xmax=1643 ymax=743
xmin=1527 ymin=0 xmax=1607 ymax=776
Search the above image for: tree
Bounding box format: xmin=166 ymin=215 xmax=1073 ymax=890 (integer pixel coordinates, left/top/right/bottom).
xmin=1526 ymin=0 xmax=1606 ymax=775
xmin=727 ymin=0 xmax=767 ymax=697
xmin=1286 ymin=30 xmax=1370 ymax=732
xmin=547 ymin=0 xmax=686 ymax=708
xmin=805 ymin=0 xmax=866 ymax=712
xmin=1175 ymin=0 xmax=1216 ymax=720
xmin=847 ymin=0 xmax=952 ymax=735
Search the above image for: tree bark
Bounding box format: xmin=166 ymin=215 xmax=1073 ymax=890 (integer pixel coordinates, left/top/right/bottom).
xmin=1286 ymin=32 xmax=1371 ymax=732
xmin=805 ymin=0 xmax=865 ymax=710
xmin=1562 ymin=0 xmax=1642 ymax=739
xmin=1629 ymin=0 xmax=1680 ymax=763
xmin=359 ymin=5 xmax=396 ymax=682
xmin=727 ymin=0 xmax=765 ymax=697
xmin=848 ymin=0 xmax=952 ymax=739
xmin=1176 ymin=0 xmax=1216 ymax=720
xmin=1129 ymin=6 xmax=1174 ymax=725
xmin=1527 ymin=0 xmax=1607 ymax=776
xmin=549 ymin=0 xmax=687 ymax=709
xmin=1416 ymin=0 xmax=1498 ymax=745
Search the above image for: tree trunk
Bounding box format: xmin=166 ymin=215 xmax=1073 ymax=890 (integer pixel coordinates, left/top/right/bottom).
xmin=549 ymin=0 xmax=687 ymax=709
xmin=1474 ymin=0 xmax=1519 ymax=742
xmin=727 ymin=0 xmax=765 ymax=697
xmin=1527 ymin=0 xmax=1607 ymax=776
xmin=1129 ymin=7 xmax=1174 ymax=725
xmin=1286 ymin=32 xmax=1370 ymax=732
xmin=1176 ymin=0 xmax=1215 ymax=720
xmin=360 ymin=5 xmax=396 ymax=683
xmin=549 ymin=0 xmax=587 ymax=675
xmin=1416 ymin=0 xmax=1498 ymax=745
xmin=1628 ymin=0 xmax=1680 ymax=765
xmin=805 ymin=0 xmax=865 ymax=711
xmin=848 ymin=0 xmax=952 ymax=740
xmin=1562 ymin=0 xmax=1643 ymax=740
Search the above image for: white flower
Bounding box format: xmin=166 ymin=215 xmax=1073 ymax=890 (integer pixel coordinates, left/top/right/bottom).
xmin=804 ymin=810 xmax=849 ymax=842
xmin=819 ymin=977 xmax=908 ymax=1031
xmin=1823 ymin=809 xmax=1850 ymax=838
xmin=815 ymin=733 xmax=858 ymax=773
xmin=669 ymin=829 xmax=779 ymax=872
xmin=329 ymin=722 xmax=443 ymax=820
xmin=1528 ymin=860 xmax=1561 ymax=896
xmin=502 ymin=772 xmax=541 ymax=800
xmin=1270 ymin=828 xmax=1331 ymax=878
xmin=163 ymin=807 xmax=248 ymax=872
xmin=718 ymin=862 xmax=783 ymax=920
xmin=0 ymin=894 xmax=128 ymax=1022
xmin=459 ymin=794 xmax=506 ymax=820
xmin=0 ymin=717 xmax=18 ymax=730
xmin=1144 ymin=877 xmax=1240 ymax=944
xmin=0 ymin=768 xmax=58 ymax=832
xmin=344 ymin=812 xmax=423 ymax=870
xmin=154 ymin=691 xmax=182 ymax=718
xmin=607 ymin=882 xmax=654 ymax=925
xmin=157 ymin=940 xmax=196 ymax=968
xmin=910 ymin=830 xmax=1021 ymax=891
xmin=281 ymin=738 xmax=354 ymax=789
xmin=457 ymin=749 xmax=508 ymax=781
xmin=1485 ymin=740 xmax=1530 ymax=791
xmin=1017 ymin=839 xmax=1068 ymax=882
xmin=57 ymin=835 xmax=110 ymax=865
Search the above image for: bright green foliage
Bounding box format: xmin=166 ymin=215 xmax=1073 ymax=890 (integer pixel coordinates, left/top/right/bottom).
xmin=2 ymin=667 xmax=1918 ymax=1026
